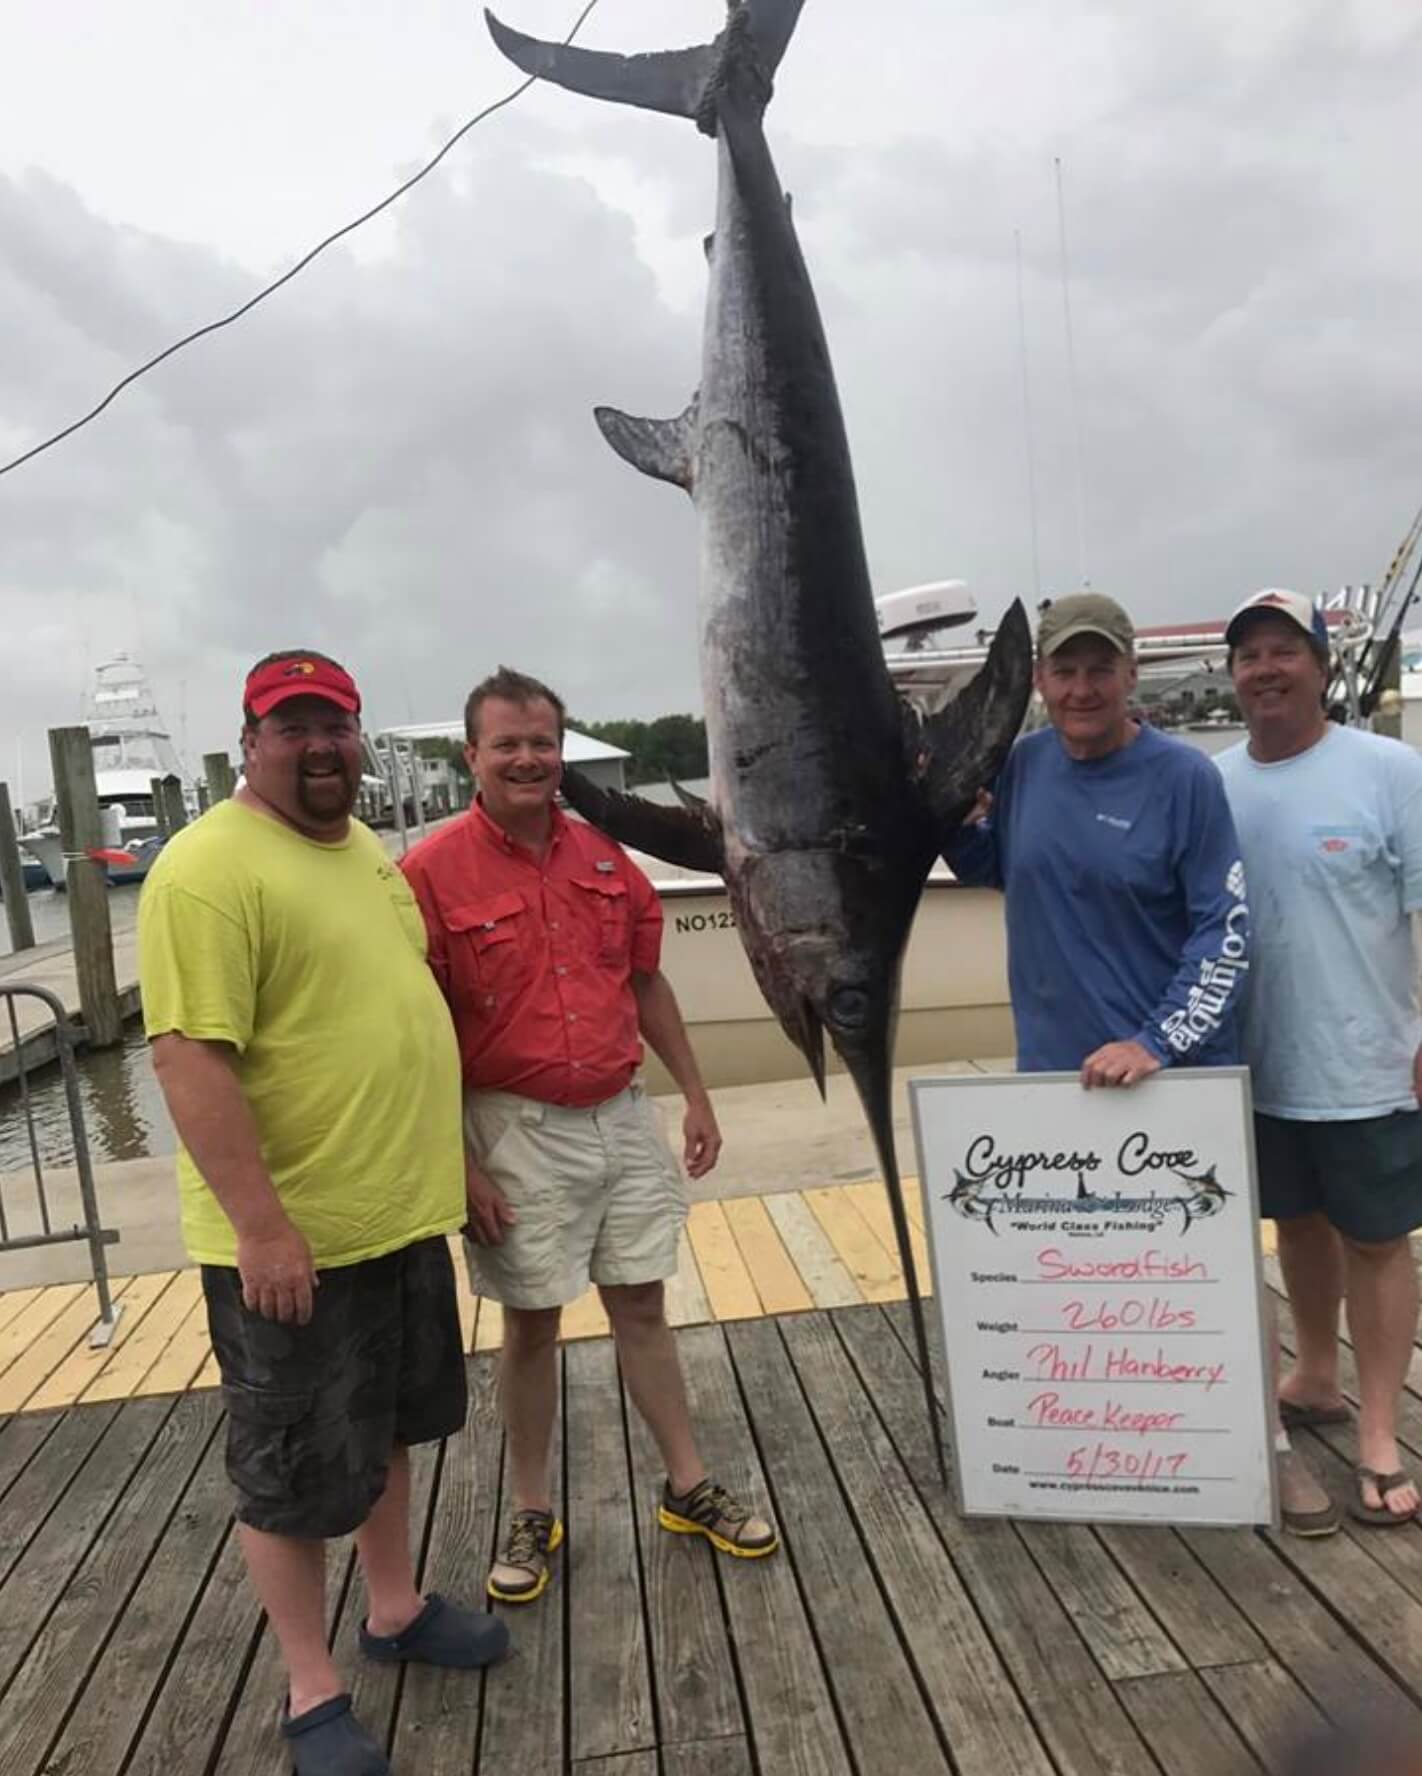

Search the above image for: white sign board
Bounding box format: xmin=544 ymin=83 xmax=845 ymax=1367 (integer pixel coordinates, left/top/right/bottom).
xmin=910 ymin=1069 xmax=1276 ymax=1527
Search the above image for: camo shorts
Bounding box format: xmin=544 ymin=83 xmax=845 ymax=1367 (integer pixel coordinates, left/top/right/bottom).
xmin=203 ymin=1235 xmax=467 ymax=1539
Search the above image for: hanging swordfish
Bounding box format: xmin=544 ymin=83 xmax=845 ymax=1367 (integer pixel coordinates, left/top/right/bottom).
xmin=486 ymin=0 xmax=1032 ymax=1475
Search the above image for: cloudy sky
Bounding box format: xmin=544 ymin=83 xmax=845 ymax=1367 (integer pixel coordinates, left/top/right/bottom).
xmin=2 ymin=0 xmax=1419 ymax=800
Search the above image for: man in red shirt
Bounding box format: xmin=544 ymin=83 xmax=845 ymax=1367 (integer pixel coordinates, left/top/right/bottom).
xmin=401 ymin=667 xmax=777 ymax=1603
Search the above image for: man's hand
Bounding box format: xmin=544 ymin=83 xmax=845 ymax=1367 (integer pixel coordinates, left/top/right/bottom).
xmin=683 ymin=1096 xmax=722 ymax=1179
xmin=962 ymin=789 xmax=993 ymax=826
xmin=236 ymin=1219 xmax=319 ymax=1325
xmin=465 ymin=1162 xmax=518 ymax=1246
xmin=1081 ymin=1040 xmax=1163 ymax=1090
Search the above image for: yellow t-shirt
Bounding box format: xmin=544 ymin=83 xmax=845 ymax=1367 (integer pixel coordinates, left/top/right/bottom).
xmin=138 ymin=800 xmax=464 ymax=1268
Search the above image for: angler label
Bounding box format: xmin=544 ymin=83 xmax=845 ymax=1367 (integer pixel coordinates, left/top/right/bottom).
xmin=909 ymin=1069 xmax=1276 ymax=1528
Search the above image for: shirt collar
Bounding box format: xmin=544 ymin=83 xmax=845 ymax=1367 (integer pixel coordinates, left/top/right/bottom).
xmin=468 ymin=795 xmax=566 ymax=860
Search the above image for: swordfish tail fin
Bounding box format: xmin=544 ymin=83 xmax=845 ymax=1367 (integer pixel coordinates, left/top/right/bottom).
xmin=485 ymin=2 xmax=806 ymax=128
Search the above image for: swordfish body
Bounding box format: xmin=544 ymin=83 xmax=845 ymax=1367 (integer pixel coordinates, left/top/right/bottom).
xmin=487 ymin=0 xmax=1032 ymax=1477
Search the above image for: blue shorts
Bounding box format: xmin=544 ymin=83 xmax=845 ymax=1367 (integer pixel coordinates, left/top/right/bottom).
xmin=1254 ymin=1111 xmax=1422 ymax=1245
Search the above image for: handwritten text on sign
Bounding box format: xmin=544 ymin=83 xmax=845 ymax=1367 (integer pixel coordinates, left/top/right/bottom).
xmin=910 ymin=1070 xmax=1275 ymax=1526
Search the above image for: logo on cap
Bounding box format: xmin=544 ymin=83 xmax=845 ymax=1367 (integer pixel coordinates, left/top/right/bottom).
xmin=283 ymin=661 xmax=318 ymax=678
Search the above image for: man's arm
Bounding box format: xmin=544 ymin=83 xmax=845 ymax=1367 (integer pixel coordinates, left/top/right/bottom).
xmin=632 ymin=969 xmax=722 ymax=1179
xmin=1086 ymin=765 xmax=1250 ymax=1089
xmin=150 ymin=1034 xmax=317 ymax=1323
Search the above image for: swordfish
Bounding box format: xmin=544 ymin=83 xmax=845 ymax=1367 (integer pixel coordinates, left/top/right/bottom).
xmin=486 ymin=0 xmax=1032 ymax=1476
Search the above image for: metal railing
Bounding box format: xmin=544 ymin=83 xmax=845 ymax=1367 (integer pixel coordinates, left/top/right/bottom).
xmin=1 ymin=984 xmax=122 ymax=1347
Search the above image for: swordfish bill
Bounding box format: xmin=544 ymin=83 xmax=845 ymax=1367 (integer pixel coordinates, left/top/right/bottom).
xmin=487 ymin=0 xmax=1033 ymax=1486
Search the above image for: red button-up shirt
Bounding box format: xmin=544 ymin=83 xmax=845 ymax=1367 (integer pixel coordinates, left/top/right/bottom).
xmin=399 ymin=800 xmax=664 ymax=1107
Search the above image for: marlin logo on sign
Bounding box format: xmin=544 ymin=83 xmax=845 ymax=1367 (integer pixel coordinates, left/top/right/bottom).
xmin=948 ymin=1161 xmax=1233 ymax=1236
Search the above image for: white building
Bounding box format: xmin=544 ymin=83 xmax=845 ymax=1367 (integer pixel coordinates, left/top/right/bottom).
xmin=378 ymin=722 xmax=630 ymax=794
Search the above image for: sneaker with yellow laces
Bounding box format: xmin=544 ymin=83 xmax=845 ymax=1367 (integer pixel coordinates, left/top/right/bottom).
xmin=487 ymin=1508 xmax=565 ymax=1604
xmin=658 ymin=1477 xmax=779 ymax=1558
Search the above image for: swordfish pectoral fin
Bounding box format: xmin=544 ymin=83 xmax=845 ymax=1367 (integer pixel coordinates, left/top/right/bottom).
xmin=594 ymin=400 xmax=697 ymax=491
xmin=908 ymin=598 xmax=1034 ymax=835
xmin=560 ymin=766 xmax=725 ymax=876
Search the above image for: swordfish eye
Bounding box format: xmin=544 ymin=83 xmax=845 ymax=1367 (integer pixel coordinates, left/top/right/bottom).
xmin=828 ymin=984 xmax=871 ymax=1030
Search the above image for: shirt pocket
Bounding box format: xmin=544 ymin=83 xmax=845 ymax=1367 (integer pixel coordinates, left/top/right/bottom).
xmin=445 ymin=891 xmax=530 ymax=1001
xmin=572 ymin=876 xmax=631 ymax=967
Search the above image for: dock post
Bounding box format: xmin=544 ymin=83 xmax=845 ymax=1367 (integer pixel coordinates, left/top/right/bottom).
xmin=158 ymin=774 xmax=188 ymax=835
xmin=196 ymin=782 xmax=210 ymax=814
xmin=202 ymin=752 xmax=237 ymax=803
xmin=149 ymin=776 xmax=170 ymax=840
xmin=0 ymin=783 xmax=36 ymax=953
xmin=48 ymin=727 xmax=123 ymax=1048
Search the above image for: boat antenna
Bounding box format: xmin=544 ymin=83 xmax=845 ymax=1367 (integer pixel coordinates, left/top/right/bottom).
xmin=1055 ymin=156 xmax=1091 ymax=591
xmin=1014 ymin=230 xmax=1043 ymax=605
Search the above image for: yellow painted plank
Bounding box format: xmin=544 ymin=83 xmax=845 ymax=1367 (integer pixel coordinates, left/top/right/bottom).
xmin=844 ymin=1182 xmax=934 ymax=1299
xmin=191 ymin=1351 xmax=221 ymax=1392
xmin=1260 ymin=1220 xmax=1278 ymax=1257
xmin=0 ymin=1278 xmax=134 ymax=1414
xmin=138 ymin=1289 xmax=213 ymax=1397
xmin=0 ymin=1286 xmax=45 ymax=1339
xmin=722 ymin=1196 xmax=813 ymax=1316
xmin=0 ymin=1283 xmax=88 ymax=1382
xmin=904 ymin=1176 xmax=926 ymax=1235
xmin=474 ymin=1298 xmax=504 ymax=1353
xmin=449 ymin=1236 xmax=477 ymax=1354
xmin=804 ymin=1187 xmax=905 ymax=1304
xmin=762 ymin=1193 xmax=862 ymax=1309
xmin=26 ymin=1271 xmax=177 ymax=1412
xmin=685 ymin=1200 xmax=762 ymax=1322
xmin=562 ymin=1289 xmax=612 ymax=1342
xmin=84 ymin=1270 xmax=205 ymax=1403
xmin=663 ymin=1232 xmax=711 ymax=1328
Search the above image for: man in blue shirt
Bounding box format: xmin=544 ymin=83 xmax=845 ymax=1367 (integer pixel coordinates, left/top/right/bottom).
xmin=1219 ymin=588 xmax=1422 ymax=1529
xmin=947 ymin=592 xmax=1250 ymax=1086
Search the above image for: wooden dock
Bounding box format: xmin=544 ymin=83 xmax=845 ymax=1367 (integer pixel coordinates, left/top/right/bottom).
xmin=0 ymin=926 xmax=141 ymax=1085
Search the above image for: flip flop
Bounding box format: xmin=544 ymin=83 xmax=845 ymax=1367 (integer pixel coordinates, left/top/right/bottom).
xmin=1350 ymin=1465 xmax=1420 ymax=1527
xmin=1278 ymin=1399 xmax=1352 ymax=1430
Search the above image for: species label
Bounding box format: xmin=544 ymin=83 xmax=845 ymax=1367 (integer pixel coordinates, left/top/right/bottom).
xmin=909 ymin=1069 xmax=1276 ymax=1526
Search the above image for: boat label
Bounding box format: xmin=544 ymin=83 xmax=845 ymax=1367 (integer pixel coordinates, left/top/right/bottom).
xmin=910 ymin=1068 xmax=1276 ymax=1527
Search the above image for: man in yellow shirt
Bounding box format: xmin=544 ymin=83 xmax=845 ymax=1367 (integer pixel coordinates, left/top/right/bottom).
xmin=140 ymin=651 xmax=507 ymax=1776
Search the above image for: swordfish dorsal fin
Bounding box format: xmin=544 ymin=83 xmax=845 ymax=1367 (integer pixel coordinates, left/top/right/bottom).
xmin=594 ymin=400 xmax=698 ymax=491
xmin=908 ymin=598 xmax=1034 ymax=835
xmin=560 ymin=766 xmax=725 ymax=877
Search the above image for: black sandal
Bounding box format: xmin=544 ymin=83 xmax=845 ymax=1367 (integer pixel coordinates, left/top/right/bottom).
xmin=1350 ymin=1465 xmax=1419 ymax=1527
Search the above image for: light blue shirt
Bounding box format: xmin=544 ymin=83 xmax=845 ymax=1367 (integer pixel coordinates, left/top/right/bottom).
xmin=1216 ymin=725 xmax=1422 ymax=1120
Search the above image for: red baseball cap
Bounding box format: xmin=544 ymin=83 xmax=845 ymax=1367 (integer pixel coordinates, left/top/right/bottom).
xmin=244 ymin=655 xmax=362 ymax=719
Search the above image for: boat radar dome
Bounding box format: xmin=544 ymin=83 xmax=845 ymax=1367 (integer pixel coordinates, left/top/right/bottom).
xmin=875 ymin=580 xmax=978 ymax=643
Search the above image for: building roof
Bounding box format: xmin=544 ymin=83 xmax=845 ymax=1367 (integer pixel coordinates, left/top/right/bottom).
xmin=379 ymin=721 xmax=629 ymax=764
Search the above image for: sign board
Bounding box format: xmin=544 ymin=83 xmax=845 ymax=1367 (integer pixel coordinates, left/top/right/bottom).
xmin=909 ymin=1069 xmax=1276 ymax=1527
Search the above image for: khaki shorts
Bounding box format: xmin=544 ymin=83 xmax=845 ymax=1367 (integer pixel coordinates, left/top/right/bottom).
xmin=463 ymin=1082 xmax=688 ymax=1310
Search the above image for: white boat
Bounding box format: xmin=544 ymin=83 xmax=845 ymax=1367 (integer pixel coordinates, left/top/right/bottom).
xmin=28 ymin=656 xmax=192 ymax=889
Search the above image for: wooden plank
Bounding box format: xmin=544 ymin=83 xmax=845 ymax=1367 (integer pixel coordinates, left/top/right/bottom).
xmin=563 ymin=1288 xmax=613 ymax=1341
xmin=565 ymin=1337 xmax=655 ymax=1762
xmin=0 ymin=1282 xmax=87 ymax=1382
xmin=847 ymin=1304 xmax=1158 ymax=1776
xmin=662 ymin=1740 xmax=755 ymax=1776
xmin=672 ymin=1324 xmax=851 ymax=1776
xmin=1014 ymin=1520 xmax=1188 ymax=1682
xmin=663 ymin=1231 xmax=712 ymax=1328
xmin=0 ymin=1285 xmax=44 ymax=1338
xmin=0 ymin=1396 xmax=172 ymax=1695
xmin=38 ymin=1407 xmax=240 ymax=1776
xmin=685 ymin=1201 xmax=761 ymax=1322
xmin=26 ymin=1270 xmax=176 ymax=1411
xmin=478 ymin=1355 xmax=566 ymax=1776
xmin=779 ymin=1311 xmax=1055 ymax=1776
xmin=763 ymin=1192 xmax=861 ymax=1309
xmin=727 ymin=1317 xmax=948 ymax=1772
xmin=451 ymin=1235 xmax=478 ymax=1352
xmin=135 ymin=1284 xmax=213 ymax=1397
xmin=0 ymin=1407 xmax=60 ymax=1505
xmin=722 ymin=1196 xmax=813 ymax=1316
xmin=0 ymin=1400 xmax=122 ymax=1588
xmin=191 ymin=1349 xmax=221 ymax=1391
xmin=389 ymin=1353 xmax=507 ymax=1772
xmin=1114 ymin=1670 xmax=1261 ymax=1776
xmin=475 ymin=1297 xmax=505 ymax=1352
xmin=1200 ymin=1661 xmax=1330 ymax=1776
xmin=1181 ymin=1522 xmax=1422 ymax=1728
xmin=574 ymin=1755 xmax=658 ymax=1775
xmin=623 ymin=1341 xmax=743 ymax=1751
xmin=84 ymin=1269 xmax=205 ymax=1403
xmin=1097 ymin=1522 xmax=1266 ymax=1669
xmin=0 ymin=1276 xmax=135 ymax=1412
xmin=803 ymin=1187 xmax=902 ymax=1302
xmin=841 ymin=1181 xmax=933 ymax=1298
xmin=0 ymin=1390 xmax=223 ymax=1774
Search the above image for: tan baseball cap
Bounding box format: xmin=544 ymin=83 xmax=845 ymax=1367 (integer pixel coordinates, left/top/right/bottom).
xmin=1036 ymin=592 xmax=1135 ymax=657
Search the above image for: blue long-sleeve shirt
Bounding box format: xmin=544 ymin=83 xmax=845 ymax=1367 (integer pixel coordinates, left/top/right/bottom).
xmin=945 ymin=725 xmax=1249 ymax=1072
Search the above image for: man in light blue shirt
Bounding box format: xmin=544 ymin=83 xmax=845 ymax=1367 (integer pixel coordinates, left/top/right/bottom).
xmin=1219 ymin=588 xmax=1422 ymax=1529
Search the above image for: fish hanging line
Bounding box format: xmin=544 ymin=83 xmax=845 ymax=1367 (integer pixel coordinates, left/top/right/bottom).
xmin=0 ymin=0 xmax=604 ymax=482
